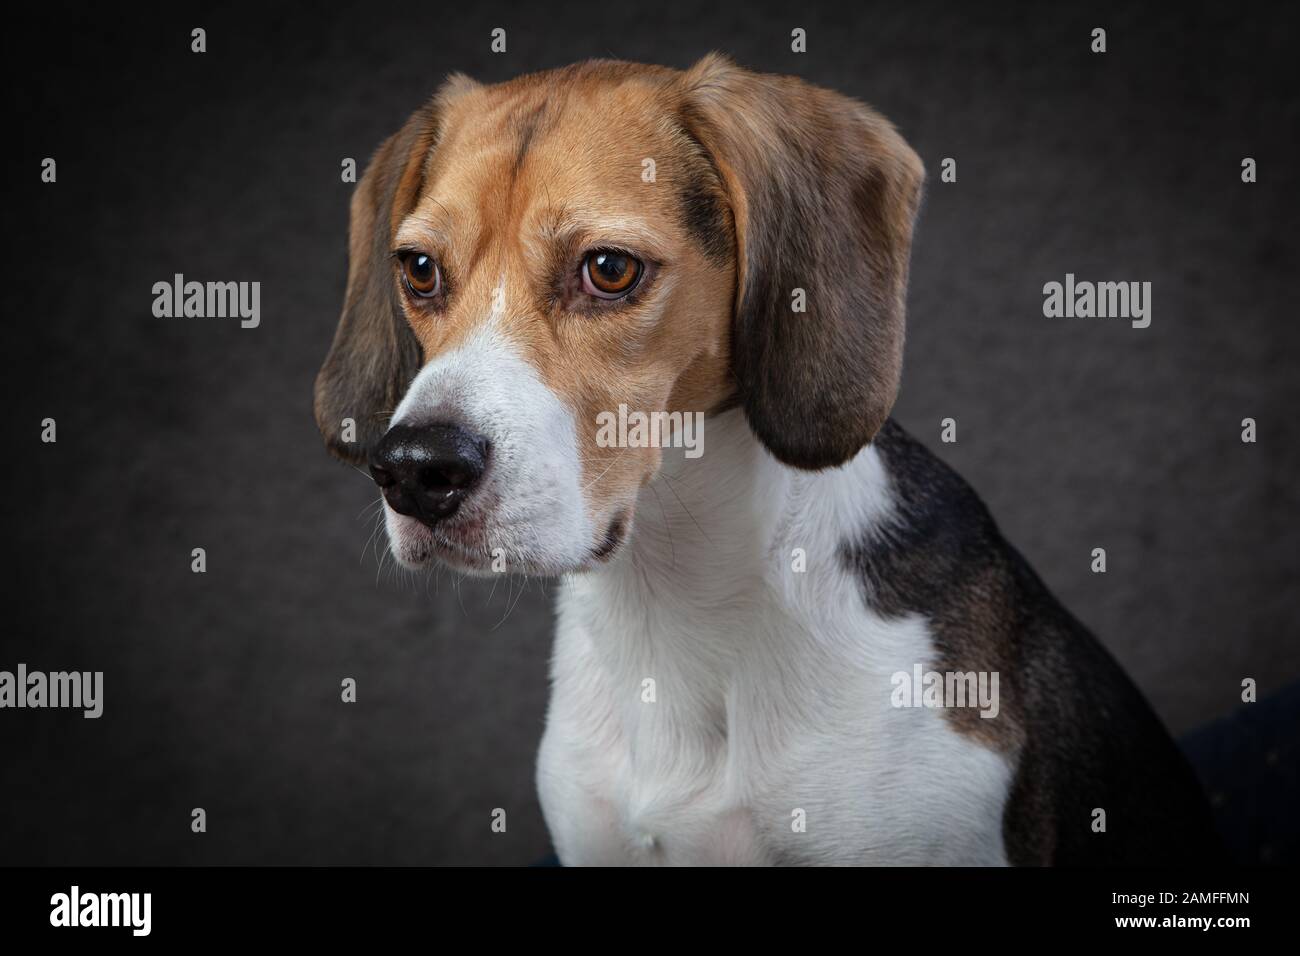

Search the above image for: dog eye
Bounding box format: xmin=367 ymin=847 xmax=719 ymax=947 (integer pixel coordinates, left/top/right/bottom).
xmin=582 ymin=250 xmax=642 ymax=299
xmin=401 ymin=253 xmax=441 ymax=298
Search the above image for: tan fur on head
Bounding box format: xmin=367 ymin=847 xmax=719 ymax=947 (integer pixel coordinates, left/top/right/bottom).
xmin=315 ymin=56 xmax=924 ymax=559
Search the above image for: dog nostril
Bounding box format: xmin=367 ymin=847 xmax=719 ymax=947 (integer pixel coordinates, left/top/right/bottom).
xmin=417 ymin=464 xmax=473 ymax=491
xmin=369 ymin=464 xmax=396 ymax=489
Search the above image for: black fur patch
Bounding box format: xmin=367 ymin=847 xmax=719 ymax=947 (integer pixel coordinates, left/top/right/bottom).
xmin=842 ymin=420 xmax=1224 ymax=865
xmin=673 ymin=121 xmax=733 ymax=264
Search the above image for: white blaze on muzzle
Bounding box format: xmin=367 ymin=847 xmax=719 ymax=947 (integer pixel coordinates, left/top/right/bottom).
xmin=382 ymin=323 xmax=595 ymax=575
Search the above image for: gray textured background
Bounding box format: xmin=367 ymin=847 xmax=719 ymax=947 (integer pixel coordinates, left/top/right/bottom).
xmin=1 ymin=0 xmax=1296 ymax=865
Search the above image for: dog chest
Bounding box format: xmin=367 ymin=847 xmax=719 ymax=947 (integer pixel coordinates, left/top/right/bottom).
xmin=538 ymin=579 xmax=1014 ymax=865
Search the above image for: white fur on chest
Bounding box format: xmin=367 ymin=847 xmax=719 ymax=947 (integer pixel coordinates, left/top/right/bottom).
xmin=536 ymin=412 xmax=1013 ymax=865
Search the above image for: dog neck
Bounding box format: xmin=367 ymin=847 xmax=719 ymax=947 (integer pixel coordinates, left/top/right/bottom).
xmin=565 ymin=408 xmax=898 ymax=660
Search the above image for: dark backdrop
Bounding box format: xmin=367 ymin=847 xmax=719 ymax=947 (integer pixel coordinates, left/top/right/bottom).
xmin=1 ymin=0 xmax=1296 ymax=865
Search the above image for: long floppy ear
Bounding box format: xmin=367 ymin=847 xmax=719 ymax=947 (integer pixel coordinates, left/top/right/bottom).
xmin=313 ymin=85 xmax=463 ymax=464
xmin=679 ymin=54 xmax=925 ymax=470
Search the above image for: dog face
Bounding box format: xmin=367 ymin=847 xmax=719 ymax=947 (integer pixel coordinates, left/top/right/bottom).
xmin=314 ymin=55 xmax=924 ymax=575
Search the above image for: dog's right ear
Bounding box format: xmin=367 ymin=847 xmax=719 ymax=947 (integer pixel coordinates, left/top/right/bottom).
xmin=313 ymin=80 xmax=473 ymax=464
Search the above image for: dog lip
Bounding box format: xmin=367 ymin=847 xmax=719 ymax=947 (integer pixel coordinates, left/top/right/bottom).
xmin=428 ymin=537 xmax=481 ymax=565
xmin=432 ymin=491 xmax=500 ymax=546
xmin=400 ymin=525 xmax=484 ymax=570
xmin=591 ymin=511 xmax=628 ymax=561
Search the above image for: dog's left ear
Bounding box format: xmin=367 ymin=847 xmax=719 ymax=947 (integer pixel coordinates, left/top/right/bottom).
xmin=313 ymin=77 xmax=477 ymax=464
xmin=679 ymin=54 xmax=925 ymax=470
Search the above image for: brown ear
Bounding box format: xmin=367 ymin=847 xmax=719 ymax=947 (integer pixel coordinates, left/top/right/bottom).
xmin=679 ymin=54 xmax=925 ymax=470
xmin=313 ymin=91 xmax=450 ymax=464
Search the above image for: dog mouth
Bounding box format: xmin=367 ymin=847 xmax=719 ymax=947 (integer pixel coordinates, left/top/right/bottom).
xmin=590 ymin=511 xmax=629 ymax=562
xmin=388 ymin=503 xmax=631 ymax=575
xmin=387 ymin=507 xmax=491 ymax=570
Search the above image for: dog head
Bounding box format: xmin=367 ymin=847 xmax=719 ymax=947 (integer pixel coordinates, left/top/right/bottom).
xmin=314 ymin=55 xmax=924 ymax=574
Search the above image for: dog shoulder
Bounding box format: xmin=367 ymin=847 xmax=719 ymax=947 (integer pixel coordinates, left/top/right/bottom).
xmin=845 ymin=419 xmax=1221 ymax=865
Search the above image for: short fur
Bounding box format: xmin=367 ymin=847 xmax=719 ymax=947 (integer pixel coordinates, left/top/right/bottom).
xmin=315 ymin=55 xmax=1221 ymax=865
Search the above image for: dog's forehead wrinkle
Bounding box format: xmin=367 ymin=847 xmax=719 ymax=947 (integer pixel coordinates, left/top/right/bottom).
xmin=507 ymin=100 xmax=553 ymax=178
xmin=450 ymin=75 xmax=671 ymax=164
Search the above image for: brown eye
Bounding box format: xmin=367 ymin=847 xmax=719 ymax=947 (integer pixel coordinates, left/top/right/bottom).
xmin=582 ymin=250 xmax=642 ymax=299
xmin=401 ymin=253 xmax=441 ymax=298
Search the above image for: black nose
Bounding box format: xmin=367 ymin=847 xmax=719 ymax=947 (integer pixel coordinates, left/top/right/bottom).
xmin=369 ymin=423 xmax=489 ymax=526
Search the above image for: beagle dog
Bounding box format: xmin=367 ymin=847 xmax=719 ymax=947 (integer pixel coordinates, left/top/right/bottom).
xmin=314 ymin=55 xmax=1220 ymax=865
